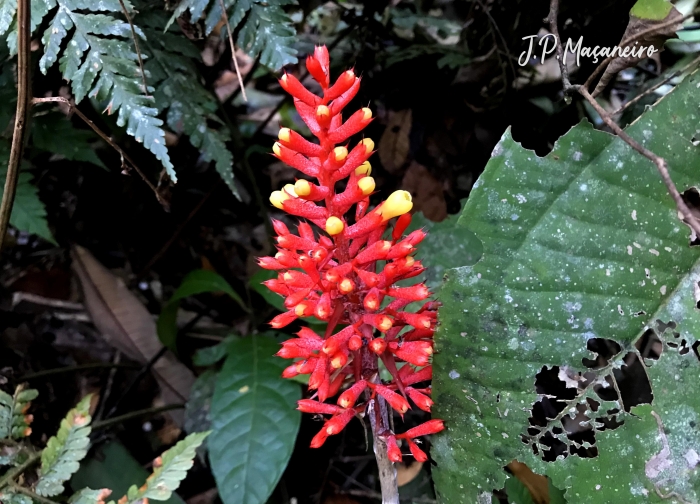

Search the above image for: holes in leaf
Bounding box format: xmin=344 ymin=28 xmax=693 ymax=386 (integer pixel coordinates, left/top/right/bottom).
xmin=582 ymin=338 xmax=621 ymax=369
xmin=693 ymin=341 xmax=700 ymax=361
xmin=612 ymin=352 xmax=653 ymax=411
xmin=681 ymin=187 xmax=700 ymax=246
xmin=635 ymin=328 xmax=663 ymax=361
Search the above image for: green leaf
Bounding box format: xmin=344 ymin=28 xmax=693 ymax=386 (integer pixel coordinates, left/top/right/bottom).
xmin=121 ymin=432 xmax=209 ymax=502
xmin=157 ymin=269 xmax=248 ymax=351
xmin=192 ymin=335 xmax=237 ymax=367
xmin=69 ymin=488 xmax=110 ymax=504
xmin=183 ymin=371 xmax=217 ymax=461
xmin=36 ymin=395 xmax=92 ymax=496
xmin=172 ymin=0 xmax=297 ymax=71
xmin=406 ymin=201 xmax=483 ymax=293
xmin=139 ymin=13 xmax=238 ymax=197
xmin=0 ymin=385 xmax=38 ymax=440
xmin=0 ymin=142 xmax=54 ymax=243
xmin=630 ymin=0 xmax=674 ymax=20
xmin=32 ymin=113 xmax=107 ymax=169
xmin=71 ymin=441 xmax=185 ymax=504
xmin=505 ymin=477 xmax=536 ymax=504
xmin=432 ymin=70 xmax=700 ymax=502
xmin=32 ymin=0 xmax=175 ymax=180
xmin=208 ymin=335 xmax=301 ymax=504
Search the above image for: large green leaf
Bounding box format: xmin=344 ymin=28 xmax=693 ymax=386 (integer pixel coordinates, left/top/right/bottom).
xmin=208 ymin=335 xmax=301 ymax=504
xmin=432 ymin=70 xmax=700 ymax=503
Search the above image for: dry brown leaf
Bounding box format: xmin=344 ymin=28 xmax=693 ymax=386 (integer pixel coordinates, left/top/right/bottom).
xmin=396 ymin=461 xmax=423 ymax=487
xmin=71 ymin=245 xmax=194 ymax=426
xmin=507 ymin=460 xmax=549 ymax=504
xmin=401 ymin=162 xmax=447 ymax=222
xmin=378 ymin=109 xmax=412 ymax=174
xmin=593 ymin=6 xmax=683 ymax=96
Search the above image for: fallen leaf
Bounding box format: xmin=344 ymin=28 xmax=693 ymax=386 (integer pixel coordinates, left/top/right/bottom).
xmin=378 ymin=109 xmax=412 ymax=174
xmin=401 ymin=162 xmax=447 ymax=222
xmin=507 ymin=460 xmax=549 ymax=504
xmin=396 ymin=461 xmax=423 ymax=487
xmin=593 ymin=0 xmax=683 ymax=96
xmin=71 ymin=245 xmax=195 ymax=426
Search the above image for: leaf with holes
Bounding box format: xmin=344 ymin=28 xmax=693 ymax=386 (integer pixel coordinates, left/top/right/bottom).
xmin=432 ymin=70 xmax=700 ymax=503
xmin=208 ymin=335 xmax=301 ymax=504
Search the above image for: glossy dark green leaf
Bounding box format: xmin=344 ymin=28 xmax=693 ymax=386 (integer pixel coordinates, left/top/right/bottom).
xmin=32 ymin=113 xmax=106 ymax=169
xmin=208 ymin=335 xmax=301 ymax=504
xmin=249 ymin=269 xmax=286 ymax=312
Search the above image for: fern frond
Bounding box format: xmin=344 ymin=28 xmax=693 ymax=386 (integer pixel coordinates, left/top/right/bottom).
xmin=35 ymin=395 xmax=93 ymax=497
xmin=139 ymin=12 xmax=237 ymax=196
xmin=169 ymin=0 xmax=298 ymax=71
xmin=0 ymin=490 xmax=33 ymax=504
xmin=120 ymin=431 xmax=209 ymax=503
xmin=0 ymin=385 xmax=39 ymax=440
xmin=0 ymin=0 xmax=177 ymax=181
xmin=69 ymin=487 xmax=112 ymax=504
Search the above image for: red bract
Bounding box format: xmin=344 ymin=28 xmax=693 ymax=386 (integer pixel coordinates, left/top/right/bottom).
xmin=261 ymin=45 xmax=444 ymax=463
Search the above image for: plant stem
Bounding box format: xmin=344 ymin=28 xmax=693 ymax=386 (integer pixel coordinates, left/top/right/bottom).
xmin=91 ymin=403 xmax=184 ymax=430
xmin=10 ymin=485 xmax=61 ymax=504
xmin=0 ymin=0 xmax=31 ymax=251
xmin=0 ymin=451 xmax=40 ymax=490
xmin=18 ymin=362 xmax=140 ymax=382
xmin=368 ymin=395 xmax=399 ymax=504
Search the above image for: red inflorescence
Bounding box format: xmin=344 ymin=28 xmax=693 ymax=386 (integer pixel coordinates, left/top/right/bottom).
xmin=259 ymin=45 xmax=444 ymax=462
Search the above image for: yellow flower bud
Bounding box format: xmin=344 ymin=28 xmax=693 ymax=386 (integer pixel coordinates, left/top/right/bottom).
xmin=272 ymin=142 xmax=282 ymax=156
xmin=358 ymin=177 xmax=375 ymax=196
xmin=362 ymin=107 xmax=372 ymax=120
xmin=355 ymin=161 xmax=372 ymax=176
xmin=316 ymin=105 xmax=330 ymax=119
xmin=269 ymin=190 xmax=289 ymax=209
xmin=325 ymin=216 xmax=344 ymax=235
xmin=283 ymin=183 xmax=298 ymax=197
xmin=278 ymin=128 xmax=291 ymax=142
xmin=405 ymin=256 xmax=415 ymax=268
xmin=295 ymin=302 xmax=309 ymax=317
xmin=294 ymin=179 xmax=311 ymax=196
xmin=333 ymin=146 xmax=348 ymax=162
xmin=361 ymin=138 xmax=374 ymax=154
xmin=380 ymin=190 xmax=413 ymax=220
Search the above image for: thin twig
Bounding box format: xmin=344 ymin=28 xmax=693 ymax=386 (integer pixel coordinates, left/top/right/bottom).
xmin=546 ymin=0 xmax=571 ymax=90
xmin=117 ymin=0 xmax=149 ymax=96
xmin=218 ymin=0 xmax=247 ymax=102
xmin=584 ymin=10 xmax=698 ymax=94
xmin=18 ymin=362 xmax=140 ymax=382
xmin=0 ymin=451 xmax=40 ymax=490
xmin=0 ymin=0 xmax=31 ymax=251
xmin=547 ymin=1 xmax=700 ymax=242
xmin=136 ymin=180 xmax=218 ymax=278
xmin=31 ymin=97 xmax=167 ymax=210
xmin=368 ymin=394 xmax=399 ymax=504
xmin=91 ymin=403 xmax=184 ymax=430
xmin=577 ymin=85 xmax=700 ymax=238
xmin=10 ymin=485 xmax=61 ymax=504
xmin=475 ymin=0 xmax=517 ymax=82
xmin=612 ymin=52 xmax=700 ymax=116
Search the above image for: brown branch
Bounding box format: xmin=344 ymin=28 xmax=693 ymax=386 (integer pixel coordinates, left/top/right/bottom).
xmin=547 ymin=0 xmax=700 ymax=243
xmin=546 ymin=0 xmax=572 ymax=90
xmin=0 ymin=0 xmax=31 ymax=251
xmin=612 ymin=53 xmax=700 ymax=116
xmin=117 ymin=0 xmax=149 ymax=97
xmin=218 ymin=0 xmax=247 ymax=102
xmin=577 ymin=85 xmax=700 ymax=239
xmin=368 ymin=395 xmax=399 ymax=504
xmin=31 ymin=97 xmax=168 ymax=210
xmin=584 ymin=10 xmax=698 ymax=94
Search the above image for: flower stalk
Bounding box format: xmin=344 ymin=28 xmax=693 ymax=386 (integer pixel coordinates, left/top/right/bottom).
xmin=259 ymin=45 xmax=444 ymax=500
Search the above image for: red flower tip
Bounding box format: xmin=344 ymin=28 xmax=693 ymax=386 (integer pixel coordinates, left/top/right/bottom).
xmin=310 ymin=428 xmax=329 ymax=448
xmin=398 ymin=419 xmax=445 ymax=439
xmin=386 ymin=435 xmax=402 ymax=462
xmin=347 ymin=334 xmax=363 ymax=351
xmin=297 ymin=399 xmax=343 ymax=415
xmin=407 ymin=439 xmax=428 ymax=462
